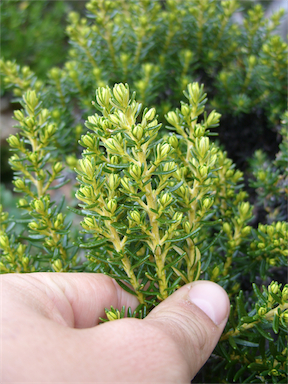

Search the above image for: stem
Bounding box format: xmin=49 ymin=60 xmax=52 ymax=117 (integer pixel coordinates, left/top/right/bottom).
xmin=221 ymin=302 xmax=288 ymax=340
xmin=138 ymin=150 xmax=168 ymax=299
xmin=109 ymin=225 xmax=145 ymax=304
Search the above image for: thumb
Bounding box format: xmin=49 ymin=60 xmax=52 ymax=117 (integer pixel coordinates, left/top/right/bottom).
xmin=145 ymin=280 xmax=230 ymax=381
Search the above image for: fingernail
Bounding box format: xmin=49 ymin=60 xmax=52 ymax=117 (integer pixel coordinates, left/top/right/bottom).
xmin=188 ymin=281 xmax=229 ymax=325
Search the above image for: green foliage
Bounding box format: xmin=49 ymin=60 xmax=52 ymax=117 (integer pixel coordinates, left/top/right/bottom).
xmin=0 ymin=1 xmax=287 ymax=382
xmin=0 ymin=0 xmax=69 ymax=79
xmin=250 ymin=112 xmax=288 ymax=223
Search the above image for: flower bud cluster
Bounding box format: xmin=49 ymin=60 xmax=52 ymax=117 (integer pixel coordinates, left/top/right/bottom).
xmin=250 ymin=222 xmax=288 ymax=265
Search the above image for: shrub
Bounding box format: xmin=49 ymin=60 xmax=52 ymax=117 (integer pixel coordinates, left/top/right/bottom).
xmin=0 ymin=1 xmax=287 ymax=383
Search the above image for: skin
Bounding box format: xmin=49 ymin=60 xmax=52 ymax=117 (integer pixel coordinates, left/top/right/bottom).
xmin=1 ymin=273 xmax=230 ymax=383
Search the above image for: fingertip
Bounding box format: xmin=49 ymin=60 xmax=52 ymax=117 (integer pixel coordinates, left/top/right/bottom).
xmin=188 ymin=281 xmax=230 ymax=326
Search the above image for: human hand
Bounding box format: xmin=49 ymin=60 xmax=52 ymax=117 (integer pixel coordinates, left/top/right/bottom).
xmin=1 ymin=273 xmax=229 ymax=383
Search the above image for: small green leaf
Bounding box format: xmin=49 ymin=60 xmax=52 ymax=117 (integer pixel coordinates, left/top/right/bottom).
xmin=254 ymin=324 xmax=274 ymax=341
xmin=80 ymin=238 xmax=108 ymax=248
xmin=164 ymin=227 xmax=201 ymax=243
xmin=272 ymin=313 xmax=279 ymax=334
xmin=228 ymin=336 xmax=237 ymax=349
xmin=248 ymin=362 xmax=269 ymax=371
xmin=168 ymin=180 xmax=183 ymax=192
xmin=233 ymin=365 xmax=247 ymax=382
xmin=234 ymin=338 xmax=259 ymax=348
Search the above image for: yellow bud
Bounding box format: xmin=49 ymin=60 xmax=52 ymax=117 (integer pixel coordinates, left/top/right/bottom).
xmin=18 ymin=198 xmax=28 ymax=207
xmin=157 ymin=142 xmax=171 ymax=160
xmin=144 ymin=108 xmax=156 ymax=121
xmin=239 ymin=202 xmax=250 ymax=219
xmin=203 ymin=198 xmax=213 ymax=209
xmin=112 ymin=83 xmax=129 ymax=108
xmin=120 ymin=177 xmax=131 ymax=191
xmin=281 ymin=312 xmax=288 ymax=325
xmin=110 ymin=156 xmax=119 ymax=165
xmin=0 ymin=234 xmax=9 ymax=248
xmin=34 ymin=200 xmax=45 ymax=213
xmin=241 ymin=226 xmax=251 ymax=236
xmin=14 ymin=179 xmax=25 ymax=190
xmin=53 ymin=162 xmax=63 ymax=174
xmin=132 ymin=125 xmax=144 ymax=141
xmin=163 ymin=161 xmax=176 ymax=173
xmin=183 ymin=221 xmax=191 ymax=234
xmin=96 ymin=86 xmax=111 ymax=108
xmin=223 ymin=222 xmax=232 ymax=235
xmin=22 ymin=256 xmax=29 ymax=269
xmin=168 ymin=135 xmax=178 ymax=148
xmin=282 ymin=285 xmax=288 ymax=302
xmin=206 ymin=110 xmax=221 ymax=127
xmin=159 ymin=192 xmax=173 ymax=208
xmin=276 ymin=222 xmax=282 ymax=232
xmin=130 ymin=210 xmax=141 ymax=224
xmin=7 ymin=135 xmax=21 ymax=148
xmin=181 ymin=103 xmax=190 ymax=116
xmin=257 ymin=307 xmax=267 ymax=316
xmin=105 ymin=138 xmax=123 ymax=154
xmin=194 ymin=124 xmax=205 ymax=137
xmin=66 ymin=155 xmax=78 ymax=167
xmin=108 ymin=174 xmax=120 ymax=190
xmin=248 ymin=55 xmax=256 ymax=67
xmin=28 ymin=222 xmax=39 ymax=231
xmin=172 ymin=212 xmax=183 ymax=223
xmin=195 ymin=136 xmax=209 ymax=158
xmin=14 ymin=110 xmax=24 ymax=121
xmin=269 ymin=281 xmax=279 ymax=295
xmin=83 ymin=217 xmax=95 ymax=228
xmin=79 ymin=158 xmax=94 ymax=178
xmin=17 ymin=243 xmax=26 ymax=256
xmin=52 ymin=259 xmax=63 ymax=272
xmin=81 ymin=134 xmax=96 ymax=149
xmin=106 ymin=309 xmax=120 ymax=321
xmin=166 ymin=111 xmax=180 ymax=127
xmin=107 ymin=199 xmax=117 ymax=214
xmin=79 ymin=185 xmax=94 ymax=198
xmin=46 ymin=124 xmax=57 ymax=137
xmin=129 ymin=164 xmax=142 ymax=180
xmin=52 ymin=109 xmax=61 ymax=119
xmin=211 ymin=266 xmax=220 ymax=280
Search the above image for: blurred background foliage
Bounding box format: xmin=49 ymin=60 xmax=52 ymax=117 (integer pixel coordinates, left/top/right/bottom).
xmin=0 ymin=0 xmax=87 ymax=81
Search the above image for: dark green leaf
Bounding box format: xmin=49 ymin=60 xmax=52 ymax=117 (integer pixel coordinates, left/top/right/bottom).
xmin=164 ymin=252 xmax=186 ymax=270
xmin=252 ymin=283 xmax=266 ymax=303
xmin=168 ymin=180 xmax=183 ymax=192
xmin=237 ymin=291 xmax=248 ymax=321
xmin=131 ymin=254 xmax=151 ymax=270
xmin=228 ymin=336 xmax=237 ymax=350
xmin=151 ymin=166 xmax=177 ymax=175
xmin=233 ymin=365 xmax=247 ymax=382
xmin=254 ymin=324 xmax=274 ymax=341
xmin=164 ymin=227 xmax=201 ymax=243
xmin=115 ymin=279 xmax=137 ymax=296
xmin=248 ymin=362 xmax=269 ymax=371
xmin=272 ymin=313 xmax=279 ymax=334
xmin=80 ymin=238 xmax=108 ymax=248
xmin=234 ymin=338 xmax=258 ymax=347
